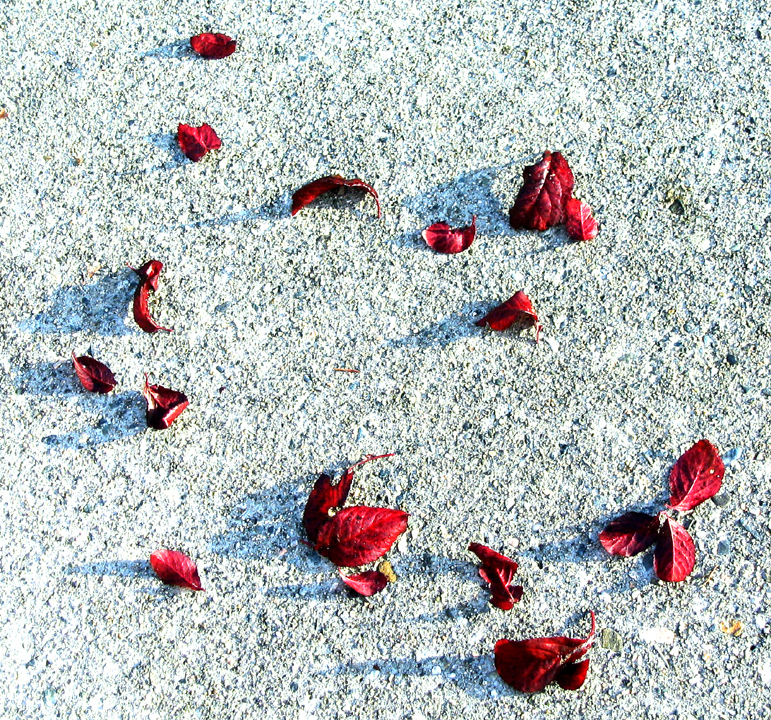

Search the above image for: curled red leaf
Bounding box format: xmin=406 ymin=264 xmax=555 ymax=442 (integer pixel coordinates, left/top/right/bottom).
xmin=565 ymin=198 xmax=598 ymax=242
xmin=150 ymin=549 xmax=203 ymax=591
xmin=495 ymin=611 xmax=595 ymax=693
xmin=599 ymin=512 xmax=661 ymax=557
xmin=653 ymin=515 xmax=695 ymax=582
xmin=339 ymin=569 xmax=389 ymax=596
xmin=668 ymin=439 xmax=725 ymax=512
xmin=468 ymin=542 xmax=523 ymax=610
xmin=475 ymin=290 xmax=542 ymax=342
xmin=190 ymin=33 xmax=237 ymax=59
xmin=129 ymin=260 xmax=172 ymax=333
xmin=422 ymin=216 xmax=476 ymax=254
xmin=509 ymin=151 xmax=574 ymax=231
xmin=177 ymin=123 xmax=221 ymax=162
xmin=71 ymin=352 xmax=116 ymax=393
xmin=291 ymin=175 xmax=381 ymax=218
xmin=142 ymin=375 xmax=189 ymax=430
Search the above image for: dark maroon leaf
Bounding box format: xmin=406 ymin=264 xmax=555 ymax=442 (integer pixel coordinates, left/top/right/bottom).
xmin=315 ymin=506 xmax=408 ymax=567
xmin=71 ymin=352 xmax=116 ymax=393
xmin=150 ymin=549 xmax=203 ymax=591
xmin=475 ymin=290 xmax=542 ymax=342
xmin=565 ymin=198 xmax=598 ymax=242
xmin=599 ymin=512 xmax=661 ymax=557
xmin=190 ymin=33 xmax=237 ymax=59
xmin=142 ymin=375 xmax=188 ymax=430
xmin=339 ymin=569 xmax=388 ymax=596
xmin=422 ymin=216 xmax=476 ymax=254
xmin=291 ymin=175 xmax=381 ymax=218
xmin=177 ymin=123 xmax=221 ymax=162
xmin=495 ymin=611 xmax=595 ymax=693
xmin=509 ymin=151 xmax=574 ymax=231
xmin=468 ymin=542 xmax=523 ymax=610
xmin=668 ymin=439 xmax=725 ymax=512
xmin=129 ymin=260 xmax=172 ymax=333
xmin=654 ymin=515 xmax=695 ymax=582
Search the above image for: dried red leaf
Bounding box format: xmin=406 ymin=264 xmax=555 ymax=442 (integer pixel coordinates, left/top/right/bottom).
xmin=495 ymin=611 xmax=595 ymax=693
xmin=291 ymin=175 xmax=381 ymax=218
xmin=565 ymin=198 xmax=598 ymax=242
xmin=653 ymin=515 xmax=695 ymax=582
xmin=142 ymin=375 xmax=189 ymax=430
xmin=509 ymin=151 xmax=574 ymax=231
xmin=190 ymin=33 xmax=237 ymax=59
xmin=150 ymin=549 xmax=203 ymax=591
xmin=315 ymin=506 xmax=408 ymax=567
xmin=339 ymin=569 xmax=389 ymax=596
xmin=475 ymin=290 xmax=542 ymax=342
xmin=599 ymin=512 xmax=661 ymax=557
xmin=177 ymin=123 xmax=221 ymax=162
xmin=422 ymin=216 xmax=476 ymax=254
xmin=468 ymin=542 xmax=523 ymax=610
xmin=668 ymin=439 xmax=725 ymax=512
xmin=129 ymin=260 xmax=172 ymax=333
xmin=71 ymin=352 xmax=116 ymax=394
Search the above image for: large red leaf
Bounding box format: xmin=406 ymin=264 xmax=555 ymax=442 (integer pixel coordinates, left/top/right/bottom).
xmin=190 ymin=33 xmax=237 ymax=59
xmin=599 ymin=512 xmax=661 ymax=557
xmin=339 ymin=569 xmax=388 ymax=596
xmin=150 ymin=549 xmax=203 ymax=591
xmin=495 ymin=612 xmax=595 ymax=693
xmin=129 ymin=260 xmax=172 ymax=333
xmin=468 ymin=542 xmax=523 ymax=610
xmin=177 ymin=123 xmax=221 ymax=162
xmin=653 ymin=515 xmax=695 ymax=582
xmin=668 ymin=439 xmax=725 ymax=512
xmin=142 ymin=375 xmax=189 ymax=430
xmin=509 ymin=151 xmax=574 ymax=231
xmin=72 ymin=352 xmax=117 ymax=394
xmin=291 ymin=175 xmax=381 ymax=218
xmin=422 ymin=216 xmax=476 ymax=254
xmin=315 ymin=506 xmax=408 ymax=567
xmin=565 ymin=198 xmax=598 ymax=242
xmin=475 ymin=290 xmax=542 ymax=342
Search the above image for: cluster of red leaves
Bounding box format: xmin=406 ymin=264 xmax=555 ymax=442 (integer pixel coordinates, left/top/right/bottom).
xmin=150 ymin=549 xmax=203 ymax=591
xmin=129 ymin=260 xmax=173 ymax=333
xmin=600 ymin=440 xmax=725 ymax=582
xmin=468 ymin=543 xmax=523 ymax=610
xmin=291 ymin=175 xmax=382 ymax=218
xmin=303 ymin=454 xmax=408 ymax=596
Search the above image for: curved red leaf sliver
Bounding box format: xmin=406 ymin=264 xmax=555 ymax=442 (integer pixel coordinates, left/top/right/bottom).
xmin=291 ymin=175 xmax=381 ymax=218
xmin=509 ymin=151 xmax=574 ymax=231
xmin=668 ymin=439 xmax=725 ymax=512
xmin=129 ymin=260 xmax=172 ymax=333
xmin=565 ymin=198 xmax=598 ymax=242
xmin=177 ymin=123 xmax=222 ymax=162
xmin=339 ymin=569 xmax=389 ymax=597
xmin=150 ymin=549 xmax=203 ymax=591
xmin=554 ymin=658 xmax=590 ymax=690
xmin=422 ymin=216 xmax=476 ymax=254
xmin=142 ymin=375 xmax=189 ymax=430
xmin=71 ymin=352 xmax=117 ymax=393
xmin=599 ymin=512 xmax=661 ymax=557
xmin=653 ymin=515 xmax=695 ymax=582
xmin=468 ymin=542 xmax=523 ymax=610
xmin=475 ymin=290 xmax=542 ymax=342
xmin=190 ymin=33 xmax=236 ymax=59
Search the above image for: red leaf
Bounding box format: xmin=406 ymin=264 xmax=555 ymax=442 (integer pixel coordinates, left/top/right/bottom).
xmin=339 ymin=569 xmax=389 ymax=596
xmin=495 ymin=612 xmax=595 ymax=693
xmin=150 ymin=549 xmax=203 ymax=591
xmin=475 ymin=290 xmax=542 ymax=342
xmin=599 ymin=512 xmax=661 ymax=557
xmin=71 ymin=352 xmax=117 ymax=394
xmin=315 ymin=506 xmax=408 ymax=567
xmin=190 ymin=33 xmax=237 ymax=59
xmin=653 ymin=515 xmax=695 ymax=582
xmin=177 ymin=123 xmax=221 ymax=162
xmin=422 ymin=216 xmax=476 ymax=254
xmin=291 ymin=175 xmax=381 ymax=218
xmin=142 ymin=375 xmax=189 ymax=430
xmin=509 ymin=151 xmax=574 ymax=231
xmin=668 ymin=439 xmax=725 ymax=512
xmin=468 ymin=542 xmax=523 ymax=610
xmin=565 ymin=198 xmax=598 ymax=242
xmin=129 ymin=260 xmax=172 ymax=333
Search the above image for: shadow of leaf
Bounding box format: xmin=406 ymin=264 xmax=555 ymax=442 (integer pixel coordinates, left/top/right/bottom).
xmin=387 ymin=307 xmax=482 ymax=349
xmin=66 ymin=560 xmax=154 ymax=578
xmin=141 ymin=40 xmax=193 ymax=59
xmin=170 ymin=198 xmax=286 ymax=231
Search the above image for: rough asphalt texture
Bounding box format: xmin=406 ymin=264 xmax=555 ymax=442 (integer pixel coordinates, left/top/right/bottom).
xmin=2 ymin=0 xmax=771 ymax=718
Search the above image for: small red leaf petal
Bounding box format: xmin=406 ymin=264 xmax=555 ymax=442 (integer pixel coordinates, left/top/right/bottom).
xmin=190 ymin=33 xmax=237 ymax=59
xmin=339 ymin=569 xmax=389 ymax=596
xmin=654 ymin=516 xmax=696 ymax=582
xmin=668 ymin=439 xmax=725 ymax=512
xmin=177 ymin=123 xmax=221 ymax=162
xmin=291 ymin=175 xmax=381 ymax=218
xmin=422 ymin=216 xmax=476 ymax=254
xmin=509 ymin=151 xmax=575 ymax=231
xmin=142 ymin=376 xmax=189 ymax=430
xmin=130 ymin=260 xmax=172 ymax=333
xmin=565 ymin=198 xmax=598 ymax=242
xmin=475 ymin=290 xmax=542 ymax=342
xmin=468 ymin=542 xmax=522 ymax=610
xmin=72 ymin=352 xmax=117 ymax=393
xmin=599 ymin=512 xmax=661 ymax=557
xmin=303 ymin=471 xmax=354 ymax=545
xmin=150 ymin=549 xmax=203 ymax=591
xmin=554 ymin=657 xmax=590 ymax=690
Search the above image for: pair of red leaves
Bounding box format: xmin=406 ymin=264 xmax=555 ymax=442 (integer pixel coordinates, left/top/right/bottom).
xmin=468 ymin=543 xmax=522 ymax=610
xmin=150 ymin=549 xmax=203 ymax=591
xmin=600 ymin=440 xmax=725 ymax=582
xmin=303 ymin=454 xmax=408 ymax=596
xmin=130 ymin=260 xmax=172 ymax=333
xmin=291 ymin=175 xmax=382 ymax=218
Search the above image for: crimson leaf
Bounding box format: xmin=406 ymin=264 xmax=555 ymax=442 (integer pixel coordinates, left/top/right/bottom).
xmin=565 ymin=198 xmax=598 ymax=242
xmin=599 ymin=512 xmax=661 ymax=557
xmin=422 ymin=215 xmax=476 ymax=254
xmin=468 ymin=542 xmax=523 ymax=610
xmin=72 ymin=352 xmax=116 ymax=393
xmin=129 ymin=260 xmax=172 ymax=333
xmin=668 ymin=439 xmax=725 ymax=512
xmin=653 ymin=515 xmax=695 ymax=582
xmin=142 ymin=375 xmax=189 ymax=430
xmin=150 ymin=549 xmax=203 ymax=591
xmin=339 ymin=569 xmax=388 ymax=596
xmin=509 ymin=151 xmax=574 ymax=231
xmin=475 ymin=290 xmax=542 ymax=342
xmin=291 ymin=175 xmax=381 ymax=218
xmin=177 ymin=123 xmax=221 ymax=162
xmin=190 ymin=33 xmax=237 ymax=59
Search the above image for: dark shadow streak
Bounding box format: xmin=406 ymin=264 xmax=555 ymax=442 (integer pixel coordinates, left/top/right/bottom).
xmin=66 ymin=560 xmax=155 ymax=578
xmin=141 ymin=41 xmax=194 ymax=59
